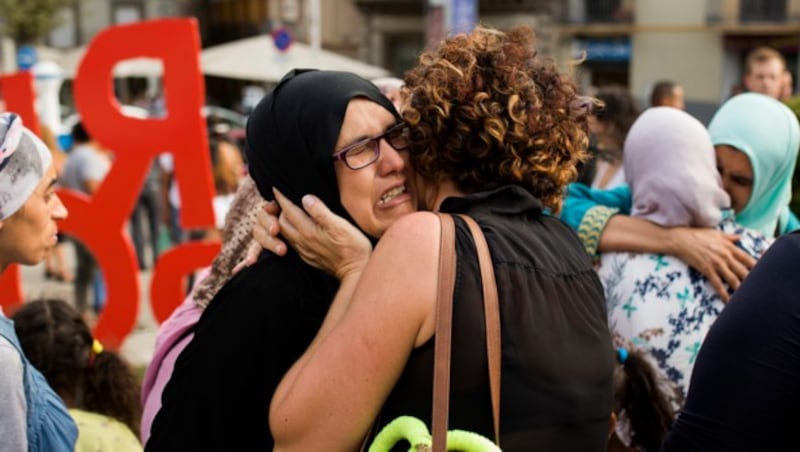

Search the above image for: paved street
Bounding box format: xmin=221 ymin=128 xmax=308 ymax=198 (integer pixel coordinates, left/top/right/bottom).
xmin=18 ymin=242 xmax=158 ymax=368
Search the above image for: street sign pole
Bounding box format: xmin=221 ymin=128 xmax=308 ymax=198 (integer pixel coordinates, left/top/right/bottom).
xmin=427 ymin=0 xmax=478 ymax=50
xmin=426 ymin=0 xmax=448 ymax=50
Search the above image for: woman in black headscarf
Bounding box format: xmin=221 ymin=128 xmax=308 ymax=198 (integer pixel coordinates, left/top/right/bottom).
xmin=145 ymin=69 xmax=418 ymax=451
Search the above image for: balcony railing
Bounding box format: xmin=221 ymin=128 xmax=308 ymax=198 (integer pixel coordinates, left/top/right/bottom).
xmin=741 ymin=0 xmax=787 ymax=21
xmin=556 ymin=0 xmax=633 ymax=24
xmin=707 ymin=0 xmax=798 ymax=24
xmin=557 ymin=0 xmax=798 ymax=26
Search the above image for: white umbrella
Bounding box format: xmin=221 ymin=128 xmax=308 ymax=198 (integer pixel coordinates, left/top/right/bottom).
xmin=59 ymin=45 xmax=164 ymax=79
xmin=39 ymin=36 xmax=389 ymax=81
xmin=33 ymin=45 xmax=163 ymax=78
xmin=200 ymin=35 xmax=390 ymax=82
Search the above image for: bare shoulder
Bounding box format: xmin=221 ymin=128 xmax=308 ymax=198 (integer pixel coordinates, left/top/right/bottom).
xmin=371 ymin=212 xmax=443 ymax=265
xmin=381 ymin=210 xmax=441 ymax=261
xmin=379 ymin=211 xmax=442 ymax=243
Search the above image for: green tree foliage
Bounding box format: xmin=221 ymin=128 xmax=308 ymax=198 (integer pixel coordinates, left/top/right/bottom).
xmin=784 ymin=95 xmax=800 ymax=216
xmin=0 ymin=0 xmax=73 ymax=44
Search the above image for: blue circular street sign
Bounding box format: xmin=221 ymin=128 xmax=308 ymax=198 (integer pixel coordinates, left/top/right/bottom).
xmin=17 ymin=45 xmax=38 ymax=70
xmin=272 ymin=27 xmax=293 ymax=53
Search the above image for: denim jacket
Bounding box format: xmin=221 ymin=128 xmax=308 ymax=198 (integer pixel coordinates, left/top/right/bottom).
xmin=0 ymin=315 xmax=77 ymax=451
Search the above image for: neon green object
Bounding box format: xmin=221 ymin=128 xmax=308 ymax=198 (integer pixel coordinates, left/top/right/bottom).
xmin=368 ymin=416 xmax=501 ymax=452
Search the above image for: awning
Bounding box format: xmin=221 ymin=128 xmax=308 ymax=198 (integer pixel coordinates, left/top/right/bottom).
xmin=35 ymin=45 xmax=164 ymax=78
xmin=35 ymin=36 xmax=391 ymax=81
xmin=200 ymin=36 xmax=391 ymax=82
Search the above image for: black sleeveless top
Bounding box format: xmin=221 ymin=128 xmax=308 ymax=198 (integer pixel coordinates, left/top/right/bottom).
xmin=377 ymin=186 xmax=615 ymax=451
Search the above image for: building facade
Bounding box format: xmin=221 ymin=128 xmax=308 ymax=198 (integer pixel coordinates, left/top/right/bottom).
xmin=353 ymin=0 xmax=555 ymax=76
xmin=351 ymin=0 xmax=800 ymax=121
xmin=26 ymin=0 xmax=800 ymax=121
xmin=47 ymin=0 xmax=185 ymax=48
xmin=553 ymin=0 xmax=800 ymax=121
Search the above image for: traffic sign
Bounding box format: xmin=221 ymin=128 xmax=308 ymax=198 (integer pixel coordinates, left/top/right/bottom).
xmin=17 ymin=45 xmax=37 ymax=70
xmin=272 ymin=27 xmax=293 ymax=53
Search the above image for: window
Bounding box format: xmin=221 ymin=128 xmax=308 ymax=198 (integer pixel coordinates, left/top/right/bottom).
xmin=112 ymin=1 xmax=144 ymax=24
xmin=740 ymin=0 xmax=786 ymax=22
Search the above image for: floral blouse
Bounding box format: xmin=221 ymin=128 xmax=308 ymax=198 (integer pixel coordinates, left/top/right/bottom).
xmin=598 ymin=216 xmax=771 ymax=395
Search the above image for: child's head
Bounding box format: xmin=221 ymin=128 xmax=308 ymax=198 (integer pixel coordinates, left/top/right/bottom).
xmin=612 ymin=346 xmax=681 ymax=451
xmin=12 ymin=299 xmax=141 ymax=434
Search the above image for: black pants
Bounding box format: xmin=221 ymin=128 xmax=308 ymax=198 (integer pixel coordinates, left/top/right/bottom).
xmin=130 ymin=187 xmax=161 ymax=270
xmin=71 ymin=239 xmax=97 ymax=314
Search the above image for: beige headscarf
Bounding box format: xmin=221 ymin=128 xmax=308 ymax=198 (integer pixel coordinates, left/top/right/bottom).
xmin=625 ymin=107 xmax=730 ymax=227
xmin=192 ymin=175 xmax=265 ymax=308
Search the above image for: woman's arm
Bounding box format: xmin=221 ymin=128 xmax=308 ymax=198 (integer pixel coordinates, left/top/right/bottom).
xmin=561 ymin=184 xmax=631 ymax=251
xmin=562 ymin=183 xmax=755 ymax=300
xmin=600 ymin=215 xmax=754 ymax=301
xmin=270 ymin=212 xmax=440 ymax=451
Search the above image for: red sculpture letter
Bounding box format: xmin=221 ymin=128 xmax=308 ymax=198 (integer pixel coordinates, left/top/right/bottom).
xmin=68 ymin=18 xmax=215 ymax=348
xmin=0 ymin=71 xmax=40 ymax=312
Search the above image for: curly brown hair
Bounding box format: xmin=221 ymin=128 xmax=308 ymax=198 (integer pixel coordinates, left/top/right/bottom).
xmin=402 ymin=25 xmax=590 ymax=213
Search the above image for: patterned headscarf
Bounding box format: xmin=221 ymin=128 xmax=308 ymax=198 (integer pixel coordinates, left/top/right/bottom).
xmin=192 ymin=175 xmax=264 ymax=308
xmin=708 ymin=93 xmax=800 ymax=237
xmin=0 ymin=113 xmax=53 ymax=220
xmin=625 ymin=107 xmax=730 ymax=227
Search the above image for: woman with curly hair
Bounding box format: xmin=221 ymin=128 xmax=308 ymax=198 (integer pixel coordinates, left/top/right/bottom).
xmin=267 ymin=25 xmax=614 ymax=451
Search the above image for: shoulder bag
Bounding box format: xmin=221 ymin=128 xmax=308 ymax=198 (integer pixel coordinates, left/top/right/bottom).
xmin=368 ymin=213 xmax=502 ymax=452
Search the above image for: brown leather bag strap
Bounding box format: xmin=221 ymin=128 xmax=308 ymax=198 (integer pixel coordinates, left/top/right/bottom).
xmin=432 ymin=213 xmax=457 ymax=452
xmin=460 ymin=214 xmax=501 ymax=445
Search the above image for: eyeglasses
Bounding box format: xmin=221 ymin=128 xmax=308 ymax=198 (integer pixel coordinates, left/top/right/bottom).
xmin=332 ymin=122 xmax=410 ymax=170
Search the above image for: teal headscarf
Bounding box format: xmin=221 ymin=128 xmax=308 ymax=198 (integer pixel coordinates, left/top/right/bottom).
xmin=708 ymin=93 xmax=800 ymax=237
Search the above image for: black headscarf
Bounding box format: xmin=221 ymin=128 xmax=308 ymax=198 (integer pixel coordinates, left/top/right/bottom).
xmin=245 ymin=69 xmax=400 ymax=227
